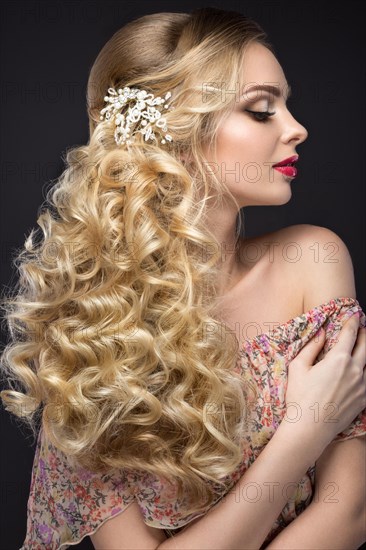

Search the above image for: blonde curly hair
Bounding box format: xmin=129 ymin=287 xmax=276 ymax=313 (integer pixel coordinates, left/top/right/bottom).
xmin=0 ymin=7 xmax=273 ymax=516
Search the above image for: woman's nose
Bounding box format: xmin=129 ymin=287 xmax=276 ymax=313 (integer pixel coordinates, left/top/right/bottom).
xmin=281 ymin=111 xmax=308 ymax=145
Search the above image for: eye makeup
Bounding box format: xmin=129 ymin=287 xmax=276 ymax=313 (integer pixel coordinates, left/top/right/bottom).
xmin=244 ymin=109 xmax=276 ymax=122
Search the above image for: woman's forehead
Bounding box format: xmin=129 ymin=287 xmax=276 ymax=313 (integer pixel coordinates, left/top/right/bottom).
xmin=238 ymin=42 xmax=288 ymax=95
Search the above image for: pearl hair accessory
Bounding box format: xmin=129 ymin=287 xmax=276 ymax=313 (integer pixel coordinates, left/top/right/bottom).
xmin=99 ymin=86 xmax=174 ymax=146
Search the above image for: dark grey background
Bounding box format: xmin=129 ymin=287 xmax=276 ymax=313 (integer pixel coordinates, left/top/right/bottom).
xmin=0 ymin=1 xmax=365 ymax=548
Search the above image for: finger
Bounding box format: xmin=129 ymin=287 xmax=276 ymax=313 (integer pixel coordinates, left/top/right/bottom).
xmin=328 ymin=313 xmax=360 ymax=355
xmin=351 ymin=327 xmax=366 ymax=368
xmin=290 ymin=327 xmax=326 ymax=366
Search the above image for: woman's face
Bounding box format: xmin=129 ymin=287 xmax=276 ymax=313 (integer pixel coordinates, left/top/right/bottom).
xmin=203 ymin=41 xmax=308 ymax=207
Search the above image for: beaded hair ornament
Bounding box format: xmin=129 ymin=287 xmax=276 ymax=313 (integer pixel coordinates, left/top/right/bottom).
xmin=99 ymin=86 xmax=174 ymax=146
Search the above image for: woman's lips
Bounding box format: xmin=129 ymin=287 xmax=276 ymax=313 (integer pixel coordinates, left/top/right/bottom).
xmin=273 ymin=165 xmax=297 ymax=178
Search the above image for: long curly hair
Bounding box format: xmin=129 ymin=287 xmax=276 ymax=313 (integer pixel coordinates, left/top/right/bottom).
xmin=1 ymin=7 xmax=273 ymax=515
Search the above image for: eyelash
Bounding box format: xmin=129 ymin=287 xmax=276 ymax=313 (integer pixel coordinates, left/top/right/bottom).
xmin=244 ymin=109 xmax=276 ymax=122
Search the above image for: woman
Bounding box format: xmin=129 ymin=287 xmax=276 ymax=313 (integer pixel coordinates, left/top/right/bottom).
xmin=1 ymin=7 xmax=365 ymax=550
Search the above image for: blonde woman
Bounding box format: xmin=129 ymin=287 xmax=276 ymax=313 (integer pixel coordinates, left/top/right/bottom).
xmin=1 ymin=7 xmax=365 ymax=550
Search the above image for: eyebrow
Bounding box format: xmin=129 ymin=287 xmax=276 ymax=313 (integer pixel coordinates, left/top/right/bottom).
xmin=242 ymin=84 xmax=292 ymax=101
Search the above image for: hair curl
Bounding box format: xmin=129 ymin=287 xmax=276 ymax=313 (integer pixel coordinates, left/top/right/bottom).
xmin=1 ymin=7 xmax=274 ymax=516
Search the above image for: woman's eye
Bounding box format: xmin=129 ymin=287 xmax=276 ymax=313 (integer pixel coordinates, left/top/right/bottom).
xmin=244 ymin=109 xmax=276 ymax=122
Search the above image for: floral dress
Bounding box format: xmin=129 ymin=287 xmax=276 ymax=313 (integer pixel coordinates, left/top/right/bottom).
xmin=20 ymin=297 xmax=366 ymax=549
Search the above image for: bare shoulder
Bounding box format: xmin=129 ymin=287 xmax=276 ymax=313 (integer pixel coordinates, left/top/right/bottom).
xmin=256 ymin=222 xmax=350 ymax=250
xmin=243 ymin=223 xmax=326 ymax=266
xmin=274 ymin=224 xmax=357 ymax=311
xmin=246 ymin=224 xmax=356 ymax=311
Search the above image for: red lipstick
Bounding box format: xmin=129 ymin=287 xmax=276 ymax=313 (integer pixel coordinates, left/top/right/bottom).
xmin=273 ymin=155 xmax=299 ymax=178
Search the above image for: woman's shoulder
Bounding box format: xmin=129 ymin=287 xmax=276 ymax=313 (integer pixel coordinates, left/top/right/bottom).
xmin=247 ymin=223 xmax=338 ymax=246
xmin=252 ymin=224 xmax=356 ymax=312
xmin=239 ymin=223 xmax=355 ymax=310
xmin=239 ymin=223 xmax=318 ymax=272
xmin=244 ymin=223 xmax=348 ymax=269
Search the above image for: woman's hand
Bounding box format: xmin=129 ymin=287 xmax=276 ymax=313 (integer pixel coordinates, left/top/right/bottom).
xmin=285 ymin=313 xmax=366 ymax=448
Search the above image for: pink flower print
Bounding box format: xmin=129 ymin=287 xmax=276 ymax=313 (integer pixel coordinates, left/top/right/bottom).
xmin=90 ymin=507 xmax=103 ymax=522
xmin=48 ymin=451 xmax=58 ymax=470
xmin=262 ymin=389 xmax=271 ymax=404
xmin=48 ymin=498 xmax=57 ymax=517
xmin=75 ymin=485 xmax=87 ymax=499
xmin=156 ymin=509 xmax=165 ymax=521
xmin=63 ymin=488 xmax=73 ymax=500
xmin=83 ymin=493 xmax=96 ymax=509
xmin=110 ymin=493 xmax=123 ymax=508
xmin=262 ymin=405 xmax=273 ymax=427
xmin=91 ymin=477 xmax=105 ymax=491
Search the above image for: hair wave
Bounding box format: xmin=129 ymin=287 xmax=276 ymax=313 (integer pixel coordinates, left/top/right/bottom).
xmin=1 ymin=7 xmax=273 ymax=515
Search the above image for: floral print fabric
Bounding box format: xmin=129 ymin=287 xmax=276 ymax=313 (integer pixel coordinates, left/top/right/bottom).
xmin=20 ymin=297 xmax=366 ymax=549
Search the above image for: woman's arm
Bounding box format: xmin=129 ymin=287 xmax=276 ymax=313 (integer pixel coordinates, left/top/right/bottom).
xmin=263 ymin=225 xmax=366 ymax=549
xmin=156 ymin=419 xmax=328 ymax=550
xmin=89 ymin=418 xmax=325 ymax=550
xmin=263 ymin=436 xmax=366 ymax=549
